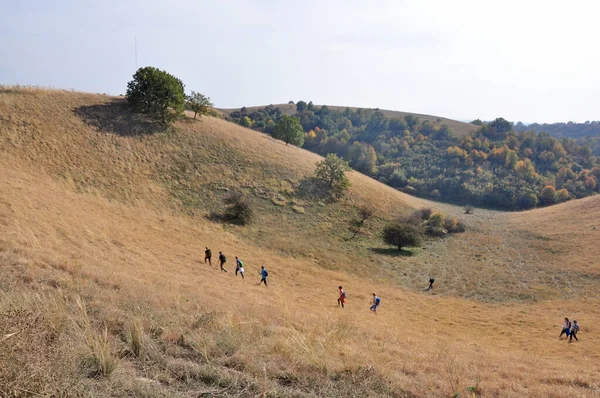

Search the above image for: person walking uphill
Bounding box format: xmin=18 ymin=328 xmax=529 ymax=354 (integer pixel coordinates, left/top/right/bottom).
xmin=370 ymin=293 xmax=381 ymax=314
xmin=218 ymin=252 xmax=227 ymax=272
xmin=559 ymin=317 xmax=571 ymax=339
xmin=569 ymin=320 xmax=580 ymax=343
xmin=204 ymin=247 xmax=212 ymax=266
xmin=337 ymin=286 xmax=347 ymax=308
xmin=235 ymin=256 xmax=245 ymax=279
xmin=257 ymin=266 xmax=268 ymax=286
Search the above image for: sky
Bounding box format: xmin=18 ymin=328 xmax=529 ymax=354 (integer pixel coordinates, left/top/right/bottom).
xmin=1 ymin=0 xmax=599 ymax=123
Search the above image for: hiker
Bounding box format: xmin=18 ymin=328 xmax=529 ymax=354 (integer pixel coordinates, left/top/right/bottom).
xmin=425 ymin=277 xmax=435 ymax=291
xmin=257 ymin=266 xmax=268 ymax=286
xmin=235 ymin=256 xmax=245 ymax=279
xmin=218 ymin=252 xmax=227 ymax=272
xmin=559 ymin=317 xmax=571 ymax=339
xmin=569 ymin=320 xmax=579 ymax=343
xmin=369 ymin=293 xmax=380 ymax=314
xmin=204 ymin=247 xmax=212 ymax=266
xmin=337 ymin=286 xmax=347 ymax=308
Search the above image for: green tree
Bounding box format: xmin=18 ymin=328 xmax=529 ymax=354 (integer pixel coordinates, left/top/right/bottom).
xmin=273 ymin=115 xmax=304 ymax=146
xmin=126 ymin=66 xmax=185 ymax=123
xmin=382 ymin=223 xmax=423 ymax=250
xmin=556 ymin=188 xmax=570 ymax=202
xmin=296 ymin=100 xmax=307 ymax=112
xmin=314 ymin=154 xmax=351 ymax=196
xmin=540 ymin=185 xmax=557 ymax=205
xmin=240 ymin=116 xmax=252 ymax=127
xmin=186 ymin=91 xmax=214 ymax=119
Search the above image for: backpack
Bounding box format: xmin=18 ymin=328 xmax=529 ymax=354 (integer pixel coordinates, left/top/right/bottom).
xmin=263 ymin=269 xmax=269 ymax=277
xmin=375 ymin=297 xmax=381 ymax=305
xmin=238 ymin=260 xmax=244 ymax=267
xmin=342 ymin=291 xmax=347 ymax=298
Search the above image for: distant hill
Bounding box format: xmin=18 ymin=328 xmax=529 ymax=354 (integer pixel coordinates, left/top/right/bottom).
xmin=220 ymin=103 xmax=477 ymax=137
xmin=514 ymin=120 xmax=600 ymax=139
xmin=514 ymin=120 xmax=600 ymax=157
xmin=221 ymin=103 xmax=600 ymax=210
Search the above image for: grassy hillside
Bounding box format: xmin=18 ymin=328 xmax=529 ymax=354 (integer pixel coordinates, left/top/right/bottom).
xmin=1 ymin=87 xmax=599 ymax=397
xmin=220 ymin=103 xmax=477 ymax=137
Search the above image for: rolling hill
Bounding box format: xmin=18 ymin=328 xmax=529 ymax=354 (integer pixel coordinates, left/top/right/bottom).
xmin=1 ymin=87 xmax=599 ymax=397
xmin=219 ymin=103 xmax=477 ymax=137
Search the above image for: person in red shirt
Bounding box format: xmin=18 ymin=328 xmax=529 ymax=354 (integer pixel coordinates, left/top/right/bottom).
xmin=337 ymin=286 xmax=347 ymax=308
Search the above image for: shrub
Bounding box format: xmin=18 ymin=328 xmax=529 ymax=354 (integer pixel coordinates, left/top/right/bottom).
xmin=382 ymin=223 xmax=424 ymax=250
xmin=426 ymin=212 xmax=447 ymax=236
xmin=348 ymin=205 xmax=375 ymax=240
xmin=126 ymin=66 xmax=185 ymax=123
xmin=444 ymin=217 xmax=466 ymax=233
xmin=418 ymin=208 xmax=433 ymax=220
xmin=222 ymin=193 xmax=253 ymax=225
xmin=464 ymin=205 xmax=474 ymax=214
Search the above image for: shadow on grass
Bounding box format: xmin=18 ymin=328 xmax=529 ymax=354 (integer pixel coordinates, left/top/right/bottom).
xmin=73 ymin=99 xmax=169 ymax=136
xmin=369 ymin=247 xmax=415 ymax=257
xmin=295 ymin=177 xmax=336 ymax=202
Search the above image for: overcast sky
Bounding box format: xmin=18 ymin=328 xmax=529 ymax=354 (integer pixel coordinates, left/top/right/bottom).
xmin=1 ymin=0 xmax=599 ymax=122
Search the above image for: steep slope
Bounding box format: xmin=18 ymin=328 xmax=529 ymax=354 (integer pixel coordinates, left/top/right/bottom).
xmin=219 ymin=103 xmax=477 ymax=136
xmin=1 ymin=87 xmax=599 ymax=397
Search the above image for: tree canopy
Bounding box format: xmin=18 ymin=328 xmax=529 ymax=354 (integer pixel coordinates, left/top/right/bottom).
xmin=186 ymin=91 xmax=214 ymax=119
xmin=314 ymin=154 xmax=351 ymax=196
xmin=126 ymin=67 xmax=185 ymax=123
xmin=272 ymin=115 xmax=304 ymax=146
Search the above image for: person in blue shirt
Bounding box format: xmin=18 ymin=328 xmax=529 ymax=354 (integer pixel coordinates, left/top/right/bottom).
xmin=369 ymin=293 xmax=380 ymax=314
xmin=257 ymin=266 xmax=268 ymax=286
xmin=569 ymin=320 xmax=579 ymax=343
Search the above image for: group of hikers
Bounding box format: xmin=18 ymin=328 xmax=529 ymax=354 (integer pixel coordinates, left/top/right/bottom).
xmin=204 ymin=247 xmax=584 ymax=334
xmin=204 ymin=247 xmax=268 ymax=286
xmin=559 ymin=317 xmax=580 ymax=343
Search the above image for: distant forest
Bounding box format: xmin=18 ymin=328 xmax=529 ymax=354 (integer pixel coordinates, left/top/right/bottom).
xmin=227 ymin=102 xmax=600 ymax=210
xmin=514 ymin=121 xmax=600 ymax=157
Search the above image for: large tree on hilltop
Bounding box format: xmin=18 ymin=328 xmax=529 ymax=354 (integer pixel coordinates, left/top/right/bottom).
xmin=126 ymin=66 xmax=185 ymax=124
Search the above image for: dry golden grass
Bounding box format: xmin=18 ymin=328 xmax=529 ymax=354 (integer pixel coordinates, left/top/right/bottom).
xmin=1 ymin=87 xmax=599 ymax=397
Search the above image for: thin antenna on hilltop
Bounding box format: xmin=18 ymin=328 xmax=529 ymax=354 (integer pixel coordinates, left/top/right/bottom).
xmin=135 ymin=36 xmax=138 ymax=70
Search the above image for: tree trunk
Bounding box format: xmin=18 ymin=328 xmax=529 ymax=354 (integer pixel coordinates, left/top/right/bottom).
xmin=194 ymin=111 xmax=197 ymax=119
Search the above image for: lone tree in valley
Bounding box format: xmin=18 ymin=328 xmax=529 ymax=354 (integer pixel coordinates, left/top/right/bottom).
xmin=126 ymin=66 xmax=185 ymax=123
xmin=186 ymin=91 xmax=214 ymax=119
xmin=382 ymin=223 xmax=423 ymax=251
xmin=314 ymin=154 xmax=351 ymax=197
xmin=273 ymin=115 xmax=304 ymax=146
